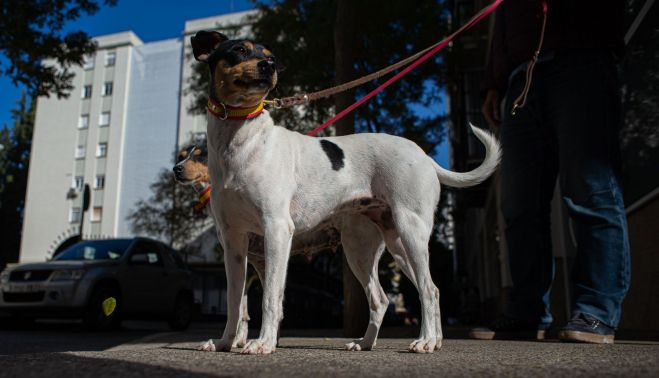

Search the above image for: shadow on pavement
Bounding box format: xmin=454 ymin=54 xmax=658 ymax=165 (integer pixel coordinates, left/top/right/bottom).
xmin=0 ymin=319 xmax=170 ymax=355
xmin=2 ymin=353 xmax=221 ymax=378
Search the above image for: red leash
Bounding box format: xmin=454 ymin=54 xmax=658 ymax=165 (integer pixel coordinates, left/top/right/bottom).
xmin=305 ymin=0 xmax=504 ymax=136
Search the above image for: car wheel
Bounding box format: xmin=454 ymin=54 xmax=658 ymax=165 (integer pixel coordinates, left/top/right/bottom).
xmin=168 ymin=294 xmax=192 ymax=331
xmin=83 ymin=285 xmax=122 ymax=331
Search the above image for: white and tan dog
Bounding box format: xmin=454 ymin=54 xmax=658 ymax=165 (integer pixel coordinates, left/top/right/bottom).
xmin=191 ymin=31 xmax=500 ymax=354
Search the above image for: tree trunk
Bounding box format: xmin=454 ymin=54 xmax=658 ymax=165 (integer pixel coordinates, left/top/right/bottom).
xmin=333 ymin=0 xmax=357 ymax=137
xmin=334 ymin=0 xmax=369 ymax=338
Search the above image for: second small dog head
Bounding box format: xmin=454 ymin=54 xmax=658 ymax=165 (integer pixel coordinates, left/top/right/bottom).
xmin=191 ymin=31 xmax=282 ymax=108
xmin=173 ymin=144 xmax=209 ymax=186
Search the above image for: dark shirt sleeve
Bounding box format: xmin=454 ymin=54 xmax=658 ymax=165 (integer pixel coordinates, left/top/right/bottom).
xmin=480 ymin=0 xmax=625 ymax=98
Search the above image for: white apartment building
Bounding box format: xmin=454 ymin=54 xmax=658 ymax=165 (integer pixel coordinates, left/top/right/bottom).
xmin=20 ymin=11 xmax=255 ymax=262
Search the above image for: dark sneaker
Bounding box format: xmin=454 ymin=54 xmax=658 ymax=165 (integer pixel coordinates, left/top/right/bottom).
xmin=559 ymin=313 xmax=615 ymax=344
xmin=469 ymin=316 xmax=549 ymax=340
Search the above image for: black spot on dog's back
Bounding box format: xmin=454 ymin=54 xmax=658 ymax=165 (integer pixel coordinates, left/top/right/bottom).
xmin=320 ymin=140 xmax=345 ymax=171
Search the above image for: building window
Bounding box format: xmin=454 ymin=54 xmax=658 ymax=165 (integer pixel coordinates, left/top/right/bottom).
xmin=69 ymin=207 xmax=82 ymax=223
xmin=81 ymin=85 xmax=92 ymax=99
xmin=78 ymin=114 xmax=89 ymax=129
xmin=102 ymin=81 xmax=113 ymax=96
xmin=83 ymin=56 xmax=94 ymax=70
xmin=72 ymin=176 xmax=84 ymax=190
xmin=105 ymin=51 xmax=116 ymax=66
xmin=99 ymin=112 xmax=110 ymax=127
xmin=75 ymin=145 xmax=86 ymax=159
xmin=96 ymin=143 xmax=108 ymax=157
xmin=91 ymin=207 xmax=102 ymax=222
xmin=94 ymin=175 xmax=105 ymax=189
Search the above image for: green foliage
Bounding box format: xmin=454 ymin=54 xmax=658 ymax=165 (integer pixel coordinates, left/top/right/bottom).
xmin=0 ymin=0 xmax=117 ymax=98
xmin=0 ymin=92 xmax=35 ymax=268
xmin=127 ymin=168 xmax=213 ymax=250
xmin=187 ymin=0 xmax=450 ymax=152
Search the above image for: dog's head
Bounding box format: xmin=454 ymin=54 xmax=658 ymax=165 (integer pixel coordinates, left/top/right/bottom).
xmin=191 ymin=31 xmax=282 ymax=108
xmin=173 ymin=144 xmax=209 ymax=186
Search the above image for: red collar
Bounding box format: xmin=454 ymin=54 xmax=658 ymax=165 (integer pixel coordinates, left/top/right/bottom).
xmin=207 ymin=97 xmax=265 ymax=120
xmin=194 ymin=186 xmax=211 ymax=211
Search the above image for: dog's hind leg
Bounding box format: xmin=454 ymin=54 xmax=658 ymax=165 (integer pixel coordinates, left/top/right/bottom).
xmin=242 ymin=217 xmax=294 ymax=355
xmin=200 ymin=231 xmax=249 ymax=352
xmin=234 ymin=255 xmax=261 ymax=348
xmin=390 ymin=208 xmax=441 ymax=353
xmin=234 ymin=260 xmax=259 ymax=349
xmin=341 ymin=215 xmax=389 ymax=351
xmin=382 ymin=228 xmax=442 ymax=350
xmin=233 ymin=293 xmax=249 ymax=348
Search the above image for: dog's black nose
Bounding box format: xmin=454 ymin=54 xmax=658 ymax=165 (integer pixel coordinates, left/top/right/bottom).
xmin=173 ymin=165 xmax=183 ymax=174
xmin=258 ymin=59 xmax=276 ymax=74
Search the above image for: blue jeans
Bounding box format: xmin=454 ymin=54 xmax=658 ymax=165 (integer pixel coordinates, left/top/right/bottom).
xmin=500 ymin=50 xmax=631 ymax=328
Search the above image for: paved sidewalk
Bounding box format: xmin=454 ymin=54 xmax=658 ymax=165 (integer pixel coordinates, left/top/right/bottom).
xmin=2 ymin=329 xmax=658 ymax=378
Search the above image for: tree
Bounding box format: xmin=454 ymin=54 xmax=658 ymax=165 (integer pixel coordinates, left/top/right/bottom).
xmin=0 ymin=0 xmax=117 ymax=98
xmin=0 ymin=92 xmax=35 ymax=268
xmin=127 ymin=167 xmax=214 ymax=253
xmin=619 ymin=0 xmax=659 ymax=203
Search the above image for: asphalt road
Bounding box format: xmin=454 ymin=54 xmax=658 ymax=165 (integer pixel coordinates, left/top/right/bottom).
xmin=1 ymin=321 xmax=658 ymax=377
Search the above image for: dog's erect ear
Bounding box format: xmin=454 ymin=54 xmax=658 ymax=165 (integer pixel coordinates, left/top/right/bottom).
xmin=191 ymin=31 xmax=228 ymax=62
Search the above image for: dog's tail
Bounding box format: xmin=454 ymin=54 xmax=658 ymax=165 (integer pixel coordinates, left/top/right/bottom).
xmin=432 ymin=124 xmax=501 ymax=188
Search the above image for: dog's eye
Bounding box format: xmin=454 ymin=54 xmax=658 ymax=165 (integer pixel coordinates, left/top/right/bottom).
xmin=234 ymin=46 xmax=247 ymax=54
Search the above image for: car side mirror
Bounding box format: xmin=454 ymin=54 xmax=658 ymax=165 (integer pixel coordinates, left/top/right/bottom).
xmin=129 ymin=254 xmax=149 ymax=265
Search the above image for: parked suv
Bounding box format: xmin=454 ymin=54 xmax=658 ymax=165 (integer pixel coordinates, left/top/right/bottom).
xmin=0 ymin=237 xmax=193 ymax=330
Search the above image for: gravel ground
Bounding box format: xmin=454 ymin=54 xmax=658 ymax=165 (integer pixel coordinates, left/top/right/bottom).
xmin=2 ymin=326 xmax=658 ymax=378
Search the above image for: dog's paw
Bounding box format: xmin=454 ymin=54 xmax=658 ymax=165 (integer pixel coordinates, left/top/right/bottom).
xmin=241 ymin=339 xmax=275 ymax=355
xmin=198 ymin=339 xmax=216 ymax=352
xmin=233 ymin=337 xmax=247 ymax=348
xmin=234 ymin=320 xmax=248 ymax=348
xmin=409 ymin=338 xmax=438 ymax=354
xmin=199 ymin=338 xmax=232 ymax=352
xmin=345 ymin=338 xmax=375 ymax=351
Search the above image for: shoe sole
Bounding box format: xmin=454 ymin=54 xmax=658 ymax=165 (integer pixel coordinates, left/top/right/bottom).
xmin=559 ymin=330 xmax=614 ymax=344
xmin=469 ymin=330 xmax=545 ymax=341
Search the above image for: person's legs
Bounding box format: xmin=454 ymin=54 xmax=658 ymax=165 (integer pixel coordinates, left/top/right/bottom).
xmin=544 ymin=50 xmax=631 ymax=342
xmin=469 ymin=72 xmax=557 ymax=340
xmin=499 ymin=73 xmax=558 ymax=327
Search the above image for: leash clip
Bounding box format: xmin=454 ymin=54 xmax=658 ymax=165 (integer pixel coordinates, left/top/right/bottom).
xmin=264 ymin=98 xmax=283 ymax=109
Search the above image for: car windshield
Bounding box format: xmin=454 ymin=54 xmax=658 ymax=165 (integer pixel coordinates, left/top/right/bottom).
xmin=54 ymin=240 xmax=133 ymax=261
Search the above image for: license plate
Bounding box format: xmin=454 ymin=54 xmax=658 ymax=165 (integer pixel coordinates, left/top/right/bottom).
xmin=3 ymin=283 xmax=44 ymax=293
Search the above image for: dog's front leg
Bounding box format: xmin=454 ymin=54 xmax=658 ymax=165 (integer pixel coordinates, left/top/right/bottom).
xmin=201 ymin=231 xmax=248 ymax=352
xmin=242 ymin=218 xmax=293 ymax=355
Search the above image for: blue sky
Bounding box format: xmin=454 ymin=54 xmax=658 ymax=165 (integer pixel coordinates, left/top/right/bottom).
xmin=0 ymin=0 xmax=449 ymax=167
xmin=0 ymin=0 xmax=256 ymax=129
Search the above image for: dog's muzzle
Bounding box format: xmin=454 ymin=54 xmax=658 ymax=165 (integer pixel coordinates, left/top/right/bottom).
xmin=173 ymin=164 xmax=187 ymax=183
xmin=234 ymin=59 xmax=275 ymax=90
